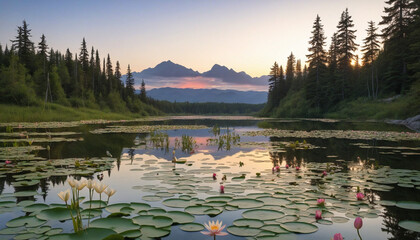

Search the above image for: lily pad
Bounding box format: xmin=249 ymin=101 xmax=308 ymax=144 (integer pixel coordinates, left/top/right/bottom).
xmin=227 ymin=226 xmax=261 ymax=237
xmin=396 ymin=201 xmax=420 ymax=210
xmin=37 ymin=207 xmax=76 ymax=221
xmin=242 ymin=209 xmax=285 ymax=220
xmin=132 ymin=215 xmax=173 ymax=228
xmin=162 ymin=198 xmax=191 ymax=208
xmin=90 ymin=218 xmax=140 ymax=233
xmin=6 ymin=216 xmax=46 ymax=228
xmin=280 ymin=222 xmax=318 ymax=234
xmin=229 ymin=198 xmax=264 ymax=209
xmin=180 ymin=223 xmax=205 ymax=232
xmin=140 ymin=225 xmax=170 ymax=238
xmin=49 ymin=227 xmax=117 ymax=240
xmin=166 ymin=211 xmax=195 ymax=224
xmin=398 ymin=220 xmax=420 ymax=232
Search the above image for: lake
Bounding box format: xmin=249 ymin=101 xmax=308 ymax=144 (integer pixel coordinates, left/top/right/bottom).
xmin=0 ymin=116 xmax=419 ymax=240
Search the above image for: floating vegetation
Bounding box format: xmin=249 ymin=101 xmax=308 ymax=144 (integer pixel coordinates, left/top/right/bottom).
xmin=244 ymin=129 xmax=420 ymax=141
xmin=90 ymin=124 xmax=208 ymax=134
xmin=207 ymin=128 xmax=240 ymax=150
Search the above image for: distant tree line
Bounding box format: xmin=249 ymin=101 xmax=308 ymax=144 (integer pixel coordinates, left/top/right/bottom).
xmin=262 ymin=0 xmax=420 ymax=117
xmin=0 ymin=21 xmax=159 ymax=115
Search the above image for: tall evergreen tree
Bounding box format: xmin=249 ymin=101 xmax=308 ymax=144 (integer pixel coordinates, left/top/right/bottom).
xmin=380 ymin=0 xmax=416 ymax=40
xmin=285 ymin=52 xmax=296 ymax=91
xmin=90 ymin=47 xmax=95 ymax=93
xmin=266 ymin=62 xmax=280 ymax=110
xmin=106 ymin=54 xmax=113 ymax=93
xmin=306 ymin=15 xmax=327 ymax=108
xmin=37 ymin=34 xmax=48 ymax=58
xmin=140 ymin=79 xmax=147 ymax=102
xmin=79 ymin=38 xmax=89 ymax=72
xmin=125 ymin=64 xmax=135 ymax=97
xmin=336 ymin=8 xmax=358 ymax=99
xmin=115 ymin=61 xmax=123 ymax=95
xmin=362 ymin=21 xmax=381 ymax=65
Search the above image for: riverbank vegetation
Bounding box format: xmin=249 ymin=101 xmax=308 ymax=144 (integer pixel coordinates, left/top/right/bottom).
xmin=261 ymin=0 xmax=420 ymax=120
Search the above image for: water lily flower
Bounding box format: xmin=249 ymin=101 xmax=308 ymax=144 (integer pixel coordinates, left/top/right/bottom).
xmin=274 ymin=166 xmax=280 ymax=172
xmin=354 ymin=217 xmax=363 ymax=229
xmin=315 ymin=210 xmax=322 ymax=220
xmin=105 ymin=188 xmax=116 ymax=197
xmin=296 ymin=166 xmax=300 ymax=171
xmin=201 ymin=220 xmax=228 ymax=238
xmin=356 ymin=192 xmax=364 ymax=201
xmin=213 ymin=173 xmax=217 ymax=180
xmin=75 ymin=180 xmax=87 ymax=191
xmin=67 ymin=178 xmax=77 ymax=188
xmin=285 ymin=164 xmax=289 ymax=169
xmin=94 ymin=182 xmax=108 ymax=194
xmin=86 ymin=179 xmax=95 ymax=190
xmin=5 ymin=160 xmax=11 ymax=164
xmin=58 ymin=189 xmax=70 ymax=204
xmin=333 ymin=233 xmax=344 ymax=240
xmin=317 ymin=198 xmax=325 ymax=207
xmin=322 ymin=171 xmax=327 ymax=176
xmin=220 ymin=185 xmax=224 ymax=194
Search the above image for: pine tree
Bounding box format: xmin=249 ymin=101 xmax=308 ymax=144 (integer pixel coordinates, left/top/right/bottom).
xmin=306 ymin=15 xmax=327 ymax=108
xmin=294 ymin=59 xmax=303 ymax=89
xmin=267 ymin=62 xmax=280 ymax=109
xmin=285 ymin=52 xmax=296 ymax=91
xmin=362 ymin=21 xmax=381 ymax=65
xmin=79 ymin=38 xmax=89 ymax=72
xmin=140 ymin=79 xmax=147 ymax=102
xmin=12 ymin=21 xmax=35 ymax=69
xmin=90 ymin=47 xmax=95 ymax=93
xmin=336 ymin=9 xmax=358 ymax=99
xmin=106 ymin=54 xmax=113 ymax=93
xmin=37 ymin=34 xmax=48 ymax=58
xmin=125 ymin=64 xmax=135 ymax=97
xmin=115 ymin=61 xmax=123 ymax=95
xmin=380 ymin=0 xmax=416 ymax=40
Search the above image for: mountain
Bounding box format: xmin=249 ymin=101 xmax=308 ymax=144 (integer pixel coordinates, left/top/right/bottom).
xmin=202 ymin=64 xmax=267 ymax=85
xmin=146 ymin=87 xmax=267 ymax=104
xmin=129 ymin=61 xmax=269 ymax=87
xmin=133 ymin=60 xmax=200 ymax=78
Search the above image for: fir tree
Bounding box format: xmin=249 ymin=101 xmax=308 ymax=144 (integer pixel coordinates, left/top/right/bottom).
xmin=285 ymin=52 xmax=296 ymax=91
xmin=140 ymin=79 xmax=147 ymax=102
xmin=79 ymin=38 xmax=89 ymax=72
xmin=125 ymin=64 xmax=135 ymax=97
xmin=106 ymin=54 xmax=113 ymax=93
xmin=380 ymin=0 xmax=416 ymax=40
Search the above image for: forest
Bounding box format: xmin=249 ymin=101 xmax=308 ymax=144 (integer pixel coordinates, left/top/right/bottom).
xmin=261 ymin=0 xmax=420 ymax=119
xmin=1 ymin=0 xmax=420 ymax=120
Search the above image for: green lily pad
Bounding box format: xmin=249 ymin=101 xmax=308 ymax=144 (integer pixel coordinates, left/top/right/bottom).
xmin=229 ymin=198 xmax=264 ymax=209
xmin=132 ymin=215 xmax=173 ymax=228
xmin=162 ymin=198 xmax=191 ymax=208
xmin=233 ymin=218 xmax=264 ymax=228
xmin=242 ymin=209 xmax=285 ymax=220
xmin=37 ymin=207 xmax=76 ymax=221
xmin=180 ymin=223 xmax=205 ymax=232
xmin=396 ymin=201 xmax=420 ymax=210
xmin=120 ymin=229 xmax=142 ymax=238
xmin=6 ymin=216 xmax=46 ymax=228
xmin=105 ymin=203 xmax=131 ymax=213
xmin=166 ymin=211 xmax=195 ymax=224
xmin=23 ymin=203 xmax=49 ymax=213
xmin=0 ymin=227 xmax=22 ymax=235
xmin=140 ymin=225 xmax=170 ymax=238
xmin=227 ymin=226 xmax=261 ymax=237
xmin=280 ymin=222 xmax=318 ymax=234
xmin=90 ymin=218 xmax=140 ymax=233
xmin=81 ymin=200 xmax=107 ymax=209
xmin=185 ymin=205 xmax=214 ymax=215
xmin=398 ymin=220 xmax=420 ymax=232
xmin=49 ymin=227 xmax=117 ymax=240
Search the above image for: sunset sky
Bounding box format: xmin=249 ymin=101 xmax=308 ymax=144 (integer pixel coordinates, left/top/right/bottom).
xmin=1 ymin=0 xmax=386 ymax=90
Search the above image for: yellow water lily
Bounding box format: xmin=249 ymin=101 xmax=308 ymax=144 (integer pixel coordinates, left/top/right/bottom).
xmin=57 ymin=189 xmax=70 ymax=203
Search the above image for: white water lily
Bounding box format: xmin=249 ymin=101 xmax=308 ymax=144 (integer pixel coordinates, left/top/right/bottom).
xmin=67 ymin=178 xmax=76 ymax=188
xmin=104 ymin=188 xmax=116 ymax=198
xmin=94 ymin=182 xmax=108 ymax=194
xmin=75 ymin=180 xmax=87 ymax=191
xmin=58 ymin=189 xmax=70 ymax=203
xmin=86 ymin=179 xmax=95 ymax=190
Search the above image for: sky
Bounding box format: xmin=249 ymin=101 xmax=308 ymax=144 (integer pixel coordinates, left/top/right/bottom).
xmin=0 ymin=0 xmax=387 ymax=90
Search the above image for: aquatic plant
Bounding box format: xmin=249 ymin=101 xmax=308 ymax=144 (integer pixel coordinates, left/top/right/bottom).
xmin=220 ymin=185 xmax=225 ymax=194
xmin=354 ymin=217 xmax=363 ymax=240
xmin=356 ymin=192 xmax=365 ymax=201
xmin=317 ymin=198 xmax=325 ymax=207
xmin=333 ymin=233 xmax=344 ymax=240
xmin=201 ymin=220 xmax=228 ymax=239
xmin=315 ymin=210 xmax=322 ymax=220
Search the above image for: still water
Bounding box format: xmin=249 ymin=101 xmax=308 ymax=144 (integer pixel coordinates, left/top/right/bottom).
xmin=0 ymin=117 xmax=419 ymax=240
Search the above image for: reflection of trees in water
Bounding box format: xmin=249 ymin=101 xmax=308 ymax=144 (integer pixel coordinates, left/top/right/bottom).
xmin=269 ymin=147 xmax=305 ymax=168
xmin=382 ymin=208 xmax=420 ymax=240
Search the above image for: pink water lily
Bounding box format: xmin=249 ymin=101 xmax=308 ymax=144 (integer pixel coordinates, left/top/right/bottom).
xmin=213 ymin=173 xmax=217 ymax=180
xmin=315 ymin=210 xmax=322 ymax=220
xmin=322 ymin=171 xmax=327 ymax=176
xmin=220 ymin=185 xmax=224 ymax=194
xmin=285 ymin=164 xmax=289 ymax=169
xmin=356 ymin=192 xmax=364 ymax=200
xmin=317 ymin=198 xmax=325 ymax=207
xmin=333 ymin=233 xmax=344 ymax=240
xmin=5 ymin=160 xmax=11 ymax=164
xmin=354 ymin=217 xmax=363 ymax=229
xmin=274 ymin=166 xmax=280 ymax=172
xmin=296 ymin=166 xmax=300 ymax=171
xmin=201 ymin=220 xmax=228 ymax=238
